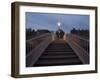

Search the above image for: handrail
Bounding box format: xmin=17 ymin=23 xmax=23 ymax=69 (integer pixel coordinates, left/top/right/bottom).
xmin=67 ymin=34 xmax=89 ymax=53
xmin=67 ymin=34 xmax=89 ymax=64
xmin=26 ymin=33 xmax=52 ymax=54
xmin=26 ymin=33 xmax=51 ymax=42
xmin=71 ymin=34 xmax=89 ymax=42
xmin=26 ymin=36 xmax=53 ymax=67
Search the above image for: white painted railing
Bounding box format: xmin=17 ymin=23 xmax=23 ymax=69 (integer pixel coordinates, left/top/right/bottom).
xmin=26 ymin=33 xmax=52 ymax=55
xmin=67 ymin=34 xmax=89 ymax=64
xmin=26 ymin=33 xmax=53 ymax=67
xmin=67 ymin=34 xmax=89 ymax=53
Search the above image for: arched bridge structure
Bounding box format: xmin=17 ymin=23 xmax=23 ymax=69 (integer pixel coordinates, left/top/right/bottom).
xmin=26 ymin=32 xmax=89 ymax=67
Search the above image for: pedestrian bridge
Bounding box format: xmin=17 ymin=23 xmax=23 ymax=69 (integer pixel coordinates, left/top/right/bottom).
xmin=26 ymin=33 xmax=89 ymax=67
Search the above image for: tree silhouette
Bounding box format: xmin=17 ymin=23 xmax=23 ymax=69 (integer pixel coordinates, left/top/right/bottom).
xmin=70 ymin=28 xmax=89 ymax=39
xmin=26 ymin=28 xmax=51 ymax=40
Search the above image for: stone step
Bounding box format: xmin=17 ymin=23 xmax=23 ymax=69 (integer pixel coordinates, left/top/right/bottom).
xmin=46 ymin=46 xmax=72 ymax=49
xmin=34 ymin=58 xmax=82 ymax=66
xmin=34 ymin=40 xmax=82 ymax=66
xmin=43 ymin=52 xmax=75 ymax=55
xmin=40 ymin=54 xmax=77 ymax=59
xmin=45 ymin=49 xmax=74 ymax=52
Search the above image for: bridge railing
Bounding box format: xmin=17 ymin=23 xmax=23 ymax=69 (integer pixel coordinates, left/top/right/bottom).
xmin=26 ymin=33 xmax=52 ymax=55
xmin=67 ymin=34 xmax=89 ymax=64
xmin=67 ymin=34 xmax=89 ymax=53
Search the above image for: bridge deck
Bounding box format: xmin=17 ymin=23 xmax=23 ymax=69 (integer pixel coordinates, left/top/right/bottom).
xmin=33 ymin=40 xmax=82 ymax=67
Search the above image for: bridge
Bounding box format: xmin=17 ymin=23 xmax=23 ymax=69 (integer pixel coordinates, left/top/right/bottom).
xmin=26 ymin=32 xmax=89 ymax=67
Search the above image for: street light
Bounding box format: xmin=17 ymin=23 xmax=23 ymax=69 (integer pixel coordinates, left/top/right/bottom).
xmin=57 ymin=22 xmax=61 ymax=30
xmin=57 ymin=22 xmax=61 ymax=26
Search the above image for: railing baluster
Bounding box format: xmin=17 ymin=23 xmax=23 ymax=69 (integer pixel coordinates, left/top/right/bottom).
xmin=67 ymin=34 xmax=89 ymax=53
xmin=26 ymin=33 xmax=52 ymax=55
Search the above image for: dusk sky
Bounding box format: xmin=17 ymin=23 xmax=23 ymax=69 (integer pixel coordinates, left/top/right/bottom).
xmin=26 ymin=12 xmax=89 ymax=33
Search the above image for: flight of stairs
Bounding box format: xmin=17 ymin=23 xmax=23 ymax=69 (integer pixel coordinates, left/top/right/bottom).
xmin=34 ymin=40 xmax=82 ymax=66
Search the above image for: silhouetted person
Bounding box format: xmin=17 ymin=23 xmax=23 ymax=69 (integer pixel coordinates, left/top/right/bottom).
xmin=56 ymin=27 xmax=64 ymax=39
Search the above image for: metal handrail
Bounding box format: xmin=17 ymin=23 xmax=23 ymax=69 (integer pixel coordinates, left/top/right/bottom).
xmin=71 ymin=34 xmax=89 ymax=42
xmin=26 ymin=33 xmax=52 ymax=54
xmin=67 ymin=34 xmax=89 ymax=64
xmin=26 ymin=33 xmax=51 ymax=42
xmin=67 ymin=34 xmax=89 ymax=53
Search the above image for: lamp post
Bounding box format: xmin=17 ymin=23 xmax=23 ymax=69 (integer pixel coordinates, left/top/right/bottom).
xmin=57 ymin=22 xmax=61 ymax=29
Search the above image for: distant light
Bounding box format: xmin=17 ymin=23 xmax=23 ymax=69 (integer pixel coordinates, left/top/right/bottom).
xmin=35 ymin=29 xmax=37 ymax=31
xmin=57 ymin=22 xmax=61 ymax=26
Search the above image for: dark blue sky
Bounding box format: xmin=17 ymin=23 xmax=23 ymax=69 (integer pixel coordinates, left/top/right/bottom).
xmin=26 ymin=12 xmax=89 ymax=33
